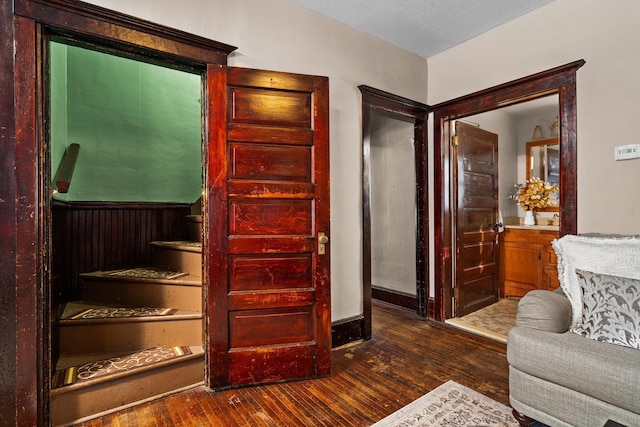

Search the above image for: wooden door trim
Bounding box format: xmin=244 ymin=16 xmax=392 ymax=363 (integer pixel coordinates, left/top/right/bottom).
xmin=14 ymin=0 xmax=236 ymax=65
xmin=4 ymin=1 xmax=235 ymax=424
xmin=359 ymin=85 xmax=430 ymax=340
xmin=430 ymin=59 xmax=585 ymax=321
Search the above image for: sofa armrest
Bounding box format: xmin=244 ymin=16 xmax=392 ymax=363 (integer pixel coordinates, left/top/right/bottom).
xmin=515 ymin=289 xmax=572 ymax=333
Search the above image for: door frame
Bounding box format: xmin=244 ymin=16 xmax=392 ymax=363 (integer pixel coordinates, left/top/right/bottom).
xmin=5 ymin=1 xmax=236 ymax=424
xmin=359 ymin=86 xmax=429 ymax=339
xmin=430 ymin=60 xmax=586 ymax=321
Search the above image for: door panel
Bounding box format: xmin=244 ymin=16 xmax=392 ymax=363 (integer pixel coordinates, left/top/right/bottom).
xmin=455 ymin=122 xmax=499 ymax=316
xmin=207 ymin=66 xmax=330 ymax=388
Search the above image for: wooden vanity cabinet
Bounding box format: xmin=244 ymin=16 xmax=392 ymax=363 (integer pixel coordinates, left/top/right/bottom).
xmin=500 ymin=227 xmax=560 ymax=297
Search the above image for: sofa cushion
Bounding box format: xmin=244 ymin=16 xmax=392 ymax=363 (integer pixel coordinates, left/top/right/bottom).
xmin=552 ymin=234 xmax=640 ymax=327
xmin=515 ymin=289 xmax=571 ymax=333
xmin=572 ymin=269 xmax=640 ymax=350
xmin=507 ymin=327 xmax=640 ymax=414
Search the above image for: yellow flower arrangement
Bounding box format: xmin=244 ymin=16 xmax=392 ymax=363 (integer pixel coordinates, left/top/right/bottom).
xmin=515 ymin=177 xmax=558 ymax=211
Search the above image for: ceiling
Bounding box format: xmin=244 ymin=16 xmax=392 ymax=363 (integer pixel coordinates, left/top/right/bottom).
xmin=290 ymin=0 xmax=556 ymax=58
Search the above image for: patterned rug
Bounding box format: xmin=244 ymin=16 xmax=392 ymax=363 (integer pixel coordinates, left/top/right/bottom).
xmin=372 ymin=380 xmax=518 ymax=426
xmin=67 ymin=306 xmax=178 ymax=319
xmin=52 ymin=346 xmax=192 ymax=388
xmin=107 ymin=267 xmax=188 ymax=280
xmin=445 ymin=298 xmax=519 ymax=343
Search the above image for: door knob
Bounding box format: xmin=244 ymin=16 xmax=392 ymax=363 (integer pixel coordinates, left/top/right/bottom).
xmin=318 ymin=232 xmax=329 ymax=255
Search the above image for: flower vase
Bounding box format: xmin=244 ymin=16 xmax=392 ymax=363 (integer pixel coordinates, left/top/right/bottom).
xmin=524 ymin=210 xmax=535 ymax=226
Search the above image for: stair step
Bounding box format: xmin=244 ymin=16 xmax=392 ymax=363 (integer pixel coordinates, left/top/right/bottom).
xmin=59 ymin=302 xmax=202 ymax=354
xmin=51 ymin=346 xmax=204 ymax=426
xmin=80 ymin=269 xmax=201 ymax=311
xmin=151 ymin=241 xmax=202 ymax=278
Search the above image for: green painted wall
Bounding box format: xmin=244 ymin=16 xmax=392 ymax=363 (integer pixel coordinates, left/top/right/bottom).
xmin=50 ymin=42 xmax=202 ymax=203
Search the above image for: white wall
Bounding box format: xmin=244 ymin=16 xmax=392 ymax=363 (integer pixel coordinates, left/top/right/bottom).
xmin=84 ymin=0 xmax=428 ymax=321
xmin=428 ymin=0 xmax=640 ymax=235
xmin=370 ymin=114 xmax=417 ymax=296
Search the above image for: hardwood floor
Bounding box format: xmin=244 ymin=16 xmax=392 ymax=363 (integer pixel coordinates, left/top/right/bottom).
xmin=76 ymin=300 xmax=510 ymax=426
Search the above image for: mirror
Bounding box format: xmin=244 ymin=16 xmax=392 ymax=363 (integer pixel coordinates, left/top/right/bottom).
xmin=526 ymin=137 xmax=559 ymax=212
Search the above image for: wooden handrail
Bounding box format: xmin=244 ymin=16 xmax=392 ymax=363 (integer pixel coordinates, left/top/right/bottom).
xmin=53 ymin=143 xmax=80 ymax=193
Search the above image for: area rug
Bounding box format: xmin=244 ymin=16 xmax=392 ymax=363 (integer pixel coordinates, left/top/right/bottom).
xmin=107 ymin=267 xmax=188 ymax=280
xmin=445 ymin=298 xmax=519 ymax=343
xmin=67 ymin=306 xmax=178 ymax=319
xmin=371 ymin=380 xmax=518 ymax=426
xmin=52 ymin=346 xmax=192 ymax=388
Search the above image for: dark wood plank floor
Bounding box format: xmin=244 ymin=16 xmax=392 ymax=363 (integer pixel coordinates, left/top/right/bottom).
xmin=77 ymin=300 xmax=510 ymax=426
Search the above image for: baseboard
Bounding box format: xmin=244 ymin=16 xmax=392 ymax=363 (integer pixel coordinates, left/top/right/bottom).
xmin=331 ymin=295 xmax=436 ymax=348
xmin=372 ymin=286 xmax=417 ymax=311
xmin=331 ymin=315 xmax=364 ymax=348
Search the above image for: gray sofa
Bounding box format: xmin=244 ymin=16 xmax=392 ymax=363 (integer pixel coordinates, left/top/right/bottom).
xmin=508 ymin=288 xmax=640 ymax=427
xmin=508 ymin=234 xmax=640 ymax=426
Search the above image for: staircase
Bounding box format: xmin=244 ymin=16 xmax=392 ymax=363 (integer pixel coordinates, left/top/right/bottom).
xmin=51 ymin=240 xmax=204 ymax=426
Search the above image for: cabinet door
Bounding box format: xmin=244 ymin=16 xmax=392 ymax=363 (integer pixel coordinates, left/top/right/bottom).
xmin=502 ymin=241 xmax=541 ymax=297
xmin=541 ymin=245 xmax=560 ymax=290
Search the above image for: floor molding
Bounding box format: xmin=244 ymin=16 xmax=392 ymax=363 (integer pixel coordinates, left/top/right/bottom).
xmin=372 ymin=286 xmax=417 ymax=311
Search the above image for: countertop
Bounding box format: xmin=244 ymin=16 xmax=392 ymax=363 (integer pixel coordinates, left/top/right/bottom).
xmin=504 ymin=224 xmax=559 ymax=231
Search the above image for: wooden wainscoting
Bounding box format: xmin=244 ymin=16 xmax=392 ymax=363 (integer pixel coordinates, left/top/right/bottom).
xmin=51 ymin=201 xmax=191 ymax=313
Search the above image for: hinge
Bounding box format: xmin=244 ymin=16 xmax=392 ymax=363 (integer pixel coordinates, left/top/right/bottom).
xmin=453 ymin=287 xmax=460 ymax=299
xmin=451 ymin=135 xmax=459 ymax=147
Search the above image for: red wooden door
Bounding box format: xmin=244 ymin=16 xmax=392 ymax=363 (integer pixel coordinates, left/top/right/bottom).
xmin=454 ymin=121 xmax=499 ymax=316
xmin=206 ymin=66 xmax=331 ymax=388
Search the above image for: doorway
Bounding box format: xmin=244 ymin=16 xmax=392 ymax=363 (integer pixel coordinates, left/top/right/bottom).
xmin=10 ymin=3 xmax=332 ymax=423
xmin=430 ymin=60 xmax=585 ymax=321
xmin=360 ymin=86 xmax=429 ymax=340
xmin=444 ymin=96 xmax=560 ymax=340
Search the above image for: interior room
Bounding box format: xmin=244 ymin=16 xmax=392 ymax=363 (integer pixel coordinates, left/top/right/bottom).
xmin=3 ymin=0 xmax=639 ymax=426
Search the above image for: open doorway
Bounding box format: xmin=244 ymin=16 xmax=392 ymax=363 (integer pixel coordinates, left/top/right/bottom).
xmin=360 ymin=86 xmax=429 ymax=340
xmin=48 ymin=38 xmax=206 ymax=425
xmin=443 ymin=96 xmax=560 ymax=342
xmin=430 ymin=60 xmax=585 ymax=324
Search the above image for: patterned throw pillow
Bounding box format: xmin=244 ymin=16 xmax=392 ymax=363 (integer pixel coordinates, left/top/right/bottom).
xmin=571 ymin=269 xmax=640 ymax=350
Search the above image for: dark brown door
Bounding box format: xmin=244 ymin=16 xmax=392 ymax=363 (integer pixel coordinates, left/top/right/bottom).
xmin=454 ymin=121 xmax=499 ymax=316
xmin=206 ymin=66 xmax=331 ymax=388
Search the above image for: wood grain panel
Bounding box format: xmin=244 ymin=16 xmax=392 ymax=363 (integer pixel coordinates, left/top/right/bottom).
xmin=229 ymin=200 xmax=312 ymax=236
xmin=228 ymin=181 xmax=314 ymax=199
xmin=461 ymin=241 xmax=496 ymax=271
xmin=228 ymin=124 xmax=313 ymax=145
xmin=463 ymin=172 xmax=494 ymax=199
xmin=228 ymin=290 xmax=315 ymax=310
xmin=229 ymin=143 xmax=311 ymax=182
xmin=229 ymin=255 xmax=312 ymax=291
xmin=229 ymin=87 xmax=311 ymax=128
xmin=228 ymin=345 xmax=315 ymax=386
xmin=229 ymin=308 xmax=313 ymax=348
xmin=462 ymin=208 xmax=494 ymax=233
xmin=228 ymin=237 xmax=314 ymax=255
xmin=462 ymin=138 xmax=495 ymax=164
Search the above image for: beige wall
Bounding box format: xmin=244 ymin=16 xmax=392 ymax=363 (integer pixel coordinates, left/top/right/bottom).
xmin=84 ymin=0 xmax=428 ymax=321
xmin=428 ymin=0 xmax=640 ymax=235
xmin=370 ymin=114 xmax=417 ymax=296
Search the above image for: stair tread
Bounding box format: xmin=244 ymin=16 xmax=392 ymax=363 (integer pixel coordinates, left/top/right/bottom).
xmin=80 ymin=267 xmax=201 ymax=286
xmin=60 ymin=301 xmax=201 ymax=324
xmin=52 ymin=345 xmax=204 ymax=392
xmin=151 ymin=240 xmax=202 ymax=253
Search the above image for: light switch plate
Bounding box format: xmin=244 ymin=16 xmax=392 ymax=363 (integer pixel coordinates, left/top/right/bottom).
xmin=614 ymin=144 xmax=640 ymax=161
